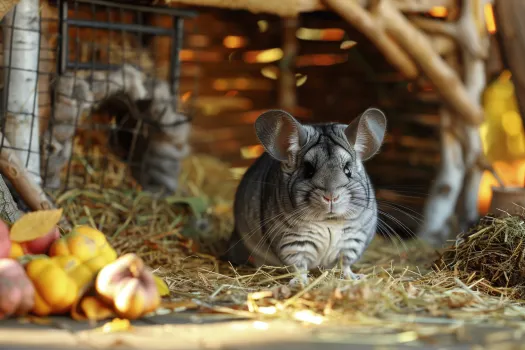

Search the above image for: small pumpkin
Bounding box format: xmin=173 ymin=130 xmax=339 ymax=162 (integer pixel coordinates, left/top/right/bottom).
xmin=48 ymin=225 xmax=117 ymax=272
xmin=24 ymin=256 xmax=79 ymax=316
xmin=95 ymin=253 xmax=160 ymax=320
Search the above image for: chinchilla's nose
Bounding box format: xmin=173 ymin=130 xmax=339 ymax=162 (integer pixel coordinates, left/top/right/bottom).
xmin=321 ymin=193 xmax=340 ymax=203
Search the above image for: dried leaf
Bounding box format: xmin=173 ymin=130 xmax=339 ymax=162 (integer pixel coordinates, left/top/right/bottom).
xmin=9 ymin=209 xmax=63 ymax=243
xmin=164 ymin=196 xmax=208 ymax=219
xmin=72 ymin=296 xmax=116 ymax=321
xmin=261 ymin=66 xmax=279 ymax=80
xmin=100 ymin=318 xmax=132 ymax=333
xmin=295 ymin=74 xmax=308 ymax=87
xmin=340 ymin=40 xmax=357 ymax=49
xmin=153 ymin=275 xmax=170 ymax=297
xmin=160 ymin=300 xmax=198 ymax=312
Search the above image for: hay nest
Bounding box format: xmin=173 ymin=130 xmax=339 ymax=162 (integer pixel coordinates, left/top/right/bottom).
xmin=437 ymin=214 xmax=525 ymax=298
xmin=45 ymin=142 xmax=525 ymax=330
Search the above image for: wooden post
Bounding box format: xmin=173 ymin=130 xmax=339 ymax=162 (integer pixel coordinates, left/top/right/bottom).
xmin=2 ymin=0 xmax=41 ymax=185
xmin=279 ymin=17 xmax=298 ymax=111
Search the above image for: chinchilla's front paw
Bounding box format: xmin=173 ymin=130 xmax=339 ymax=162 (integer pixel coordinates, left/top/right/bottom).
xmin=341 ymin=266 xmax=366 ymax=281
xmin=289 ymin=273 xmax=309 ymax=288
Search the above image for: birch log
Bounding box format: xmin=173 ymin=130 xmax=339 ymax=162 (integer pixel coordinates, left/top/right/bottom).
xmin=0 ymin=131 xmax=53 ymax=211
xmin=455 ymin=0 xmax=491 ymax=232
xmin=0 ymin=174 xmax=21 ymax=223
xmin=416 ymin=0 xmax=489 ymax=245
xmin=418 ymin=107 xmax=465 ymax=246
xmin=2 ymin=0 xmax=41 ymax=185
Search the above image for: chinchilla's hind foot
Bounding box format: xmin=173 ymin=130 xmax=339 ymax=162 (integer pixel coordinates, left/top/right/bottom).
xmin=288 ymin=273 xmax=309 ymax=288
xmin=341 ymin=266 xmax=366 ymax=280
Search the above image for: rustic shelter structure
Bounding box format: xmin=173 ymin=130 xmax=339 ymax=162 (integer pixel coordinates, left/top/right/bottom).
xmin=0 ymin=0 xmax=513 ymax=248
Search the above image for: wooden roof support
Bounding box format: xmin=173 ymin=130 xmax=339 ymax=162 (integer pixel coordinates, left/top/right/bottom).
xmin=374 ymin=0 xmax=484 ymax=125
xmin=322 ymin=0 xmax=484 ymax=126
xmin=165 ymin=0 xmax=455 ymax=16
xmin=279 ymin=17 xmax=298 ymax=111
xmin=416 ymin=0 xmax=491 ymax=246
xmin=322 ymin=0 xmax=418 ymax=79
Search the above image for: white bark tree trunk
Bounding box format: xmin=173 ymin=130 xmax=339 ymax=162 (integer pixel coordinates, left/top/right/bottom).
xmin=2 ymin=0 xmax=40 ymax=185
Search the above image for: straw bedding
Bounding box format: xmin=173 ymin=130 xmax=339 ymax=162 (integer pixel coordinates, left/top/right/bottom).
xmin=47 ymin=142 xmax=525 ymax=330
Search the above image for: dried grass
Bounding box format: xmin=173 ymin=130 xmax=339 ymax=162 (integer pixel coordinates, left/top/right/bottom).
xmin=47 ymin=144 xmax=525 ymax=330
xmin=438 ymin=214 xmax=525 ymax=299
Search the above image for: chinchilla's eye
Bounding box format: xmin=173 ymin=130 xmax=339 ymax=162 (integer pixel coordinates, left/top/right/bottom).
xmin=303 ymin=161 xmax=315 ymax=179
xmin=343 ymin=163 xmax=352 ymax=178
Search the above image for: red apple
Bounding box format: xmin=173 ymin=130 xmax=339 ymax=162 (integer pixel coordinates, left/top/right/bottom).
xmin=21 ymin=226 xmax=60 ymax=255
xmin=0 ymin=221 xmax=11 ymax=259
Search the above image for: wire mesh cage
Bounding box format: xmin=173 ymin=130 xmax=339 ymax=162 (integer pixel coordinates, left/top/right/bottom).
xmin=0 ymin=0 xmax=198 ymax=202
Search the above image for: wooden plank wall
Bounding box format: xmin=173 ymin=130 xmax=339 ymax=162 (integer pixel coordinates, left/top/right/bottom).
xmin=167 ymin=8 xmax=443 ymax=235
xmin=30 ymin=2 xmax=442 ymax=235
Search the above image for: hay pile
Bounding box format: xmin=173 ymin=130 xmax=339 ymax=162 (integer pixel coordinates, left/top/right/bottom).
xmin=437 ymin=214 xmax=525 ymax=299
xmin=47 ymin=144 xmax=525 ymax=330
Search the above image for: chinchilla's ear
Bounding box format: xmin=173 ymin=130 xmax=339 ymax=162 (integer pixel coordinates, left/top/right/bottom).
xmin=344 ymin=107 xmax=387 ymax=161
xmin=255 ymin=109 xmax=307 ymax=162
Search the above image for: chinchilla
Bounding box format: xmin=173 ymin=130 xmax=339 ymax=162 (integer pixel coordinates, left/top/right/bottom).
xmin=224 ymin=107 xmax=387 ymax=286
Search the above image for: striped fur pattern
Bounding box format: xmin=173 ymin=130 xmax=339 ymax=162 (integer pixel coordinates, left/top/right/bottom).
xmin=226 ymin=108 xmax=387 ymax=285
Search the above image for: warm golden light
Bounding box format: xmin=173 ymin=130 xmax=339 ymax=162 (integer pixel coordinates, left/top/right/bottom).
xmin=225 ymin=90 xmax=239 ymax=97
xmin=241 ymin=145 xmax=264 ymax=159
xmin=478 ymin=161 xmax=525 ymax=214
xmin=261 ymin=66 xmax=279 ymax=80
xmin=223 ymin=35 xmax=247 ymax=49
xmin=244 ymin=48 xmax=283 ymax=63
xmin=234 ymin=77 xmax=250 ymax=89
xmin=258 ymin=306 xmax=277 ymax=315
xmin=502 ymin=111 xmax=522 ymax=137
xmin=340 ymin=40 xmax=357 ymax=50
xmin=296 ymin=27 xmax=345 ymax=41
xmin=292 ymin=310 xmax=324 ymax=325
xmin=230 ymin=167 xmax=248 ymax=179
xmin=181 ymin=91 xmax=192 ymax=102
xmin=257 ymin=20 xmax=268 ymax=33
xmin=252 ymin=321 xmax=269 ymax=330
xmin=478 ymin=71 xmax=525 ymax=214
xmin=296 ymin=54 xmax=347 ymax=67
xmin=484 ymin=3 xmax=496 ymax=34
xmin=212 ymin=78 xmax=228 ymax=91
xmin=187 ymin=34 xmax=209 ymax=48
xmin=429 ymin=6 xmax=448 ymax=18
xmin=296 ymin=73 xmax=308 ymax=87
xmin=180 ymin=50 xmax=195 ymax=61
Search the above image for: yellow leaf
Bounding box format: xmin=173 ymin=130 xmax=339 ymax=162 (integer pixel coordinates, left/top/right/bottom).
xmin=261 ymin=66 xmax=279 ymax=80
xmin=153 ymin=275 xmax=170 ymax=297
xmin=340 ymin=40 xmax=357 ymax=50
xmin=10 ymin=209 xmax=63 ymax=243
xmin=100 ymin=318 xmax=132 ymax=333
xmin=296 ymin=74 xmax=308 ymax=87
xmin=79 ymin=296 xmax=115 ymax=321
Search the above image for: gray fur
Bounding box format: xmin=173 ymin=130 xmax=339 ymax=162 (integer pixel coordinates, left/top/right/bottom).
xmin=226 ymin=108 xmax=387 ymax=284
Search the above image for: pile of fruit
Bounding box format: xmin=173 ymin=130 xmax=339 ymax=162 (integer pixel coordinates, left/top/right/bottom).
xmin=0 ymin=209 xmax=169 ymax=321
